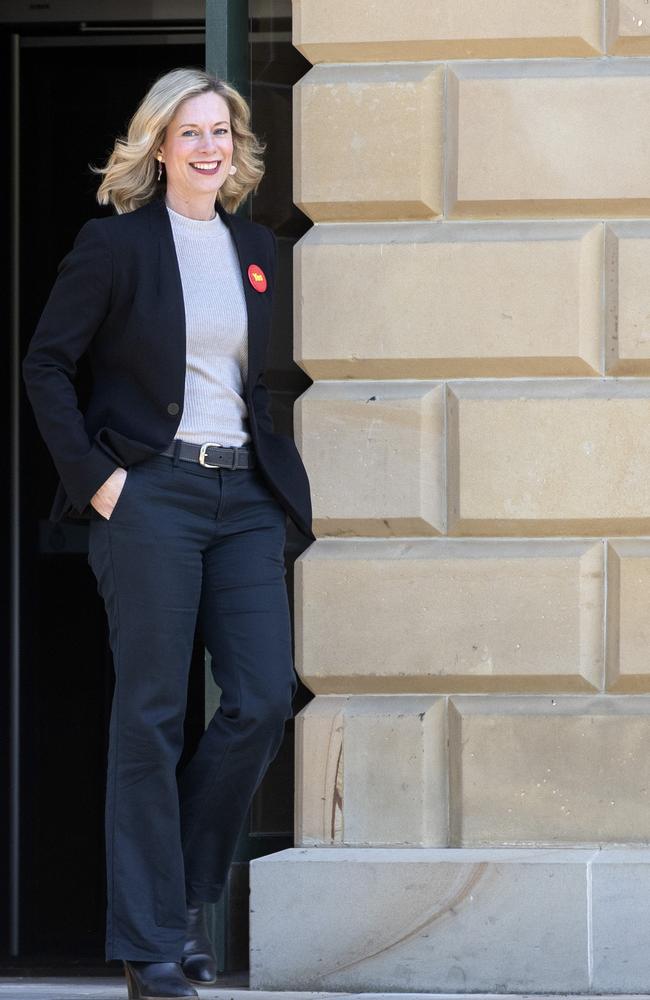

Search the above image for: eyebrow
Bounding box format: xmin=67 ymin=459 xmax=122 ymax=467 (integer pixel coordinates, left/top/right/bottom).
xmin=178 ymin=121 xmax=229 ymax=128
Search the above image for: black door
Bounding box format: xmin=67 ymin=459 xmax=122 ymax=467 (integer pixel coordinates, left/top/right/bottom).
xmin=3 ymin=2 xmax=313 ymax=973
xmin=4 ymin=12 xmax=207 ymax=969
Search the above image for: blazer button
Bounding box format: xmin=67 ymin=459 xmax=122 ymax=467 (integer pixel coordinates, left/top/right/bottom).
xmin=167 ymin=402 xmax=180 ymax=415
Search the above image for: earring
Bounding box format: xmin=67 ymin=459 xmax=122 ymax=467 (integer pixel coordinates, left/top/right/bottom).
xmin=157 ymin=158 xmax=163 ymax=181
xmin=229 ymin=164 xmax=237 ymax=175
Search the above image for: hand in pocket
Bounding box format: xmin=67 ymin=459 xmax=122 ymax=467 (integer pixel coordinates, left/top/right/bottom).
xmin=90 ymin=467 xmax=128 ymax=520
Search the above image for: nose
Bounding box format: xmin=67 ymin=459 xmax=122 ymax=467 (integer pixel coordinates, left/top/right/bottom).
xmin=200 ymin=129 xmax=221 ymax=150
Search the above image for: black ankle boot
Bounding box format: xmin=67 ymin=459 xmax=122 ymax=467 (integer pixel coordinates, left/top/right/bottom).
xmin=180 ymin=901 xmax=218 ymax=985
xmin=123 ymin=960 xmax=198 ymax=1000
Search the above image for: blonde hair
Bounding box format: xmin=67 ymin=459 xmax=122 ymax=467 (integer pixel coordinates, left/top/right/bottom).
xmin=90 ymin=67 xmax=267 ymax=214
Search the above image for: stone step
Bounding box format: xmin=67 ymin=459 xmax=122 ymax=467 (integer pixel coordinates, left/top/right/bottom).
xmin=250 ymin=847 xmax=650 ymax=993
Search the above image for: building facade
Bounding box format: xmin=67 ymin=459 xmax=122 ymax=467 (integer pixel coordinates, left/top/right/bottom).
xmin=250 ymin=2 xmax=650 ymax=991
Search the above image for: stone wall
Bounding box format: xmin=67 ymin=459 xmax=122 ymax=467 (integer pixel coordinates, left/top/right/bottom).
xmin=251 ymin=2 xmax=650 ymax=991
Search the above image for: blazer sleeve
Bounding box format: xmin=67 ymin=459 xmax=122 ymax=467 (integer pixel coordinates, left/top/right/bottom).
xmin=21 ymin=218 xmax=120 ymax=511
xmin=252 ymin=226 xmax=279 ymax=436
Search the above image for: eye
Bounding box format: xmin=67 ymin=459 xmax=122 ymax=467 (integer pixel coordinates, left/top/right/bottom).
xmin=181 ymin=128 xmax=229 ymax=137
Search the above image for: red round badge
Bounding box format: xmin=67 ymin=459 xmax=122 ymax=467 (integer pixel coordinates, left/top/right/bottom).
xmin=247 ymin=263 xmax=268 ymax=293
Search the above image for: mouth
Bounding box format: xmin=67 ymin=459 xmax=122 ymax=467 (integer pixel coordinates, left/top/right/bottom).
xmin=189 ymin=160 xmax=221 ymax=176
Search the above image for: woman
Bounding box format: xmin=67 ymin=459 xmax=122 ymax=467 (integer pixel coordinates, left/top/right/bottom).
xmin=22 ymin=67 xmax=315 ymax=1000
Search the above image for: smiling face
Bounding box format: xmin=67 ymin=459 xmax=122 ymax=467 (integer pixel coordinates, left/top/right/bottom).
xmin=157 ymin=90 xmax=234 ymax=210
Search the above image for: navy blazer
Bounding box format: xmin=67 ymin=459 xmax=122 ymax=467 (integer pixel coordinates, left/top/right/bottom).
xmin=22 ymin=192 xmax=315 ymax=544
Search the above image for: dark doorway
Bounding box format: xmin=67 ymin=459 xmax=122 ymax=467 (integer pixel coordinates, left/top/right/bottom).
xmin=5 ymin=15 xmax=207 ymax=970
xmin=3 ymin=1 xmax=313 ymax=973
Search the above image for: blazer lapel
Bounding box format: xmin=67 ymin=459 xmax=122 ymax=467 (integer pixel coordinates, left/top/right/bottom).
xmin=149 ymin=192 xmax=266 ymax=398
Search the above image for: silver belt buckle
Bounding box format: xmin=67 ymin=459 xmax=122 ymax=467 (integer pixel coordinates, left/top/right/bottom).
xmin=199 ymin=442 xmax=224 ymax=468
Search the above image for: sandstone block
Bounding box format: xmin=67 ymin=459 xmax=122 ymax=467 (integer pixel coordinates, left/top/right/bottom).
xmin=605 ymin=223 xmax=650 ymax=374
xmin=295 ymin=221 xmax=602 ymax=379
xmin=295 ymin=695 xmax=447 ymax=846
xmin=606 ymin=540 xmax=650 ymax=692
xmin=294 ymin=64 xmax=444 ymax=222
xmin=607 ymin=1 xmax=650 ymax=55
xmin=294 ymin=539 xmax=603 ymax=693
xmin=449 ymin=695 xmax=650 ymax=845
xmin=294 ymin=1 xmax=603 ymax=62
xmin=295 ymin=381 xmax=445 ymax=536
xmin=447 ymin=379 xmax=650 ymax=535
xmin=448 ymin=61 xmax=650 ymax=218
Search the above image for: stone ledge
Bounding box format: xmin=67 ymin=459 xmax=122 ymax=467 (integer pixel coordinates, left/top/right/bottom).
xmin=250 ymin=848 xmax=650 ymax=993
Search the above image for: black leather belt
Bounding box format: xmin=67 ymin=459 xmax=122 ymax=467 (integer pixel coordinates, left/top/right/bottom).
xmin=159 ymin=439 xmax=256 ymax=469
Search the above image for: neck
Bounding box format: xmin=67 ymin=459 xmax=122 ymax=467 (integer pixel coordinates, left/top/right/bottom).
xmin=163 ymin=189 xmax=219 ymax=221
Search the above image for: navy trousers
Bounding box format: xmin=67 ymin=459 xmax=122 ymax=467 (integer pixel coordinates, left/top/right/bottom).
xmin=87 ymin=445 xmax=298 ymax=962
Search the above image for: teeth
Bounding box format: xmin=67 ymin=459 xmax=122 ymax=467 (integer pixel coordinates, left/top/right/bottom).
xmin=191 ymin=162 xmax=220 ymax=170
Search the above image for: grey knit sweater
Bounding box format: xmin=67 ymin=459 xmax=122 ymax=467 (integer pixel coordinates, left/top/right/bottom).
xmin=166 ymin=203 xmax=251 ymax=447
